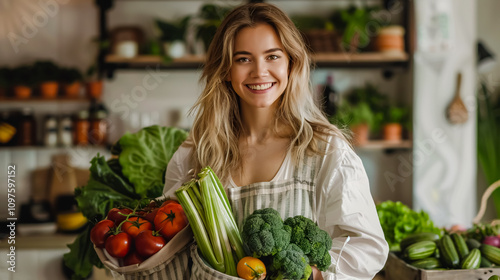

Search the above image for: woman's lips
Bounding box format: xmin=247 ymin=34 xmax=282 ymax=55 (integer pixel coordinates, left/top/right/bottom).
xmin=246 ymin=82 xmax=275 ymax=92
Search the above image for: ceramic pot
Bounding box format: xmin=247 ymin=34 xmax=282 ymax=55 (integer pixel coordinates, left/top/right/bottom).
xmin=383 ymin=123 xmax=403 ymax=142
xmin=376 ymin=25 xmax=405 ymax=54
xmin=64 ymin=82 xmax=81 ymax=98
xmin=14 ymin=85 xmax=32 ymax=99
xmin=164 ymin=40 xmax=186 ymax=59
xmin=351 ymin=123 xmax=370 ymax=146
xmin=40 ymin=81 xmax=59 ymax=99
xmin=86 ymin=80 xmax=103 ymax=99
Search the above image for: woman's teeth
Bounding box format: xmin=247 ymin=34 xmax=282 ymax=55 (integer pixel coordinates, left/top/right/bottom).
xmin=247 ymin=83 xmax=273 ymax=90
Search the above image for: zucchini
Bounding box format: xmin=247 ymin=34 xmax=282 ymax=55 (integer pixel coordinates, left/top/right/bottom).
xmin=488 ymin=276 xmax=500 ymax=280
xmin=460 ymin=248 xmax=481 ymax=269
xmin=400 ymin=232 xmax=440 ymax=252
xmin=481 ymin=244 xmax=500 ymax=265
xmin=451 ymin=233 xmax=469 ymax=259
xmin=439 ymin=235 xmax=460 ymax=268
xmin=481 ymin=255 xmax=493 ymax=268
xmin=434 ymin=245 xmax=440 ymax=259
xmin=404 ymin=240 xmax=436 ymax=261
xmin=410 ymin=257 xmax=442 ymax=269
xmin=466 ymin=238 xmax=482 ymax=250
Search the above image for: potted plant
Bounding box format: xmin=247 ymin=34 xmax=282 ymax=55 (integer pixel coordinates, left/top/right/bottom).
xmin=60 ymin=67 xmax=83 ymax=98
xmin=0 ymin=68 xmax=9 ymax=97
xmin=195 ymin=3 xmax=231 ymax=52
xmin=382 ymin=105 xmax=408 ymax=142
xmin=11 ymin=66 xmax=35 ymax=99
xmin=332 ymin=101 xmax=375 ymax=146
xmin=33 ymin=61 xmax=60 ymax=99
xmin=155 ymin=16 xmax=190 ymax=59
xmin=344 ymin=83 xmax=387 ymax=135
xmin=330 ymin=5 xmax=380 ymax=52
xmin=85 ymin=64 xmax=103 ymax=99
xmin=291 ymin=14 xmax=338 ymax=53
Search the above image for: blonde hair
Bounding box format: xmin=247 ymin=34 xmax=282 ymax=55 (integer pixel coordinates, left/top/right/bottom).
xmin=188 ymin=3 xmax=347 ymax=182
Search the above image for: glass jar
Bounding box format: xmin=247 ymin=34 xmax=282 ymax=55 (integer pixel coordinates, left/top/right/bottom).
xmin=17 ymin=107 xmax=37 ymax=146
xmin=58 ymin=115 xmax=73 ymax=147
xmin=89 ymin=109 xmax=108 ymax=146
xmin=74 ymin=110 xmax=89 ymax=146
xmin=43 ymin=114 xmax=58 ymax=147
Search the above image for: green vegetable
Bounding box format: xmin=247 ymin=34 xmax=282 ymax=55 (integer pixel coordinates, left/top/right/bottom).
xmin=119 ymin=126 xmax=188 ymax=197
xmin=241 ymin=208 xmax=292 ymax=258
xmin=376 ymin=200 xmax=443 ymax=251
xmin=450 ymin=233 xmax=469 ymax=260
xmin=175 ymin=167 xmax=245 ymax=276
xmin=410 ymin=257 xmax=441 ymax=270
xmin=404 ymin=241 xmax=436 ymax=261
xmin=399 ymin=232 xmax=440 ymax=252
xmin=64 ymin=125 xmax=188 ymax=280
xmin=466 ymin=238 xmax=482 ymax=250
xmin=269 ymin=243 xmax=312 ymax=280
xmin=481 ymin=244 xmax=500 ymax=266
xmin=460 ymin=248 xmax=481 ymax=269
xmin=284 ymin=215 xmax=332 ymax=271
xmin=439 ymin=235 xmax=460 ymax=268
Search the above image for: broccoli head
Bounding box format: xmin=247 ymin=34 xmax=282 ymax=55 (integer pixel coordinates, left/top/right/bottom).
xmin=242 ymin=208 xmax=291 ymax=258
xmin=284 ymin=215 xmax=333 ymax=271
xmin=270 ymin=243 xmax=312 ymax=280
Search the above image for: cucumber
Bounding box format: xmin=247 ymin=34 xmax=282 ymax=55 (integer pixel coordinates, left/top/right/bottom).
xmin=400 ymin=232 xmax=440 ymax=252
xmin=410 ymin=257 xmax=442 ymax=269
xmin=481 ymin=255 xmax=493 ymax=268
xmin=434 ymin=245 xmax=440 ymax=259
xmin=404 ymin=240 xmax=436 ymax=260
xmin=466 ymin=238 xmax=482 ymax=250
xmin=488 ymin=276 xmax=500 ymax=280
xmin=481 ymin=244 xmax=500 ymax=265
xmin=439 ymin=235 xmax=460 ymax=268
xmin=460 ymin=248 xmax=481 ymax=269
xmin=451 ymin=233 xmax=469 ymax=259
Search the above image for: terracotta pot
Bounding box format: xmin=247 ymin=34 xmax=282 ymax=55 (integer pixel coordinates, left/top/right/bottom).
xmin=350 ymin=123 xmax=370 ymax=146
xmin=376 ymin=25 xmax=405 ymax=54
xmin=64 ymin=82 xmax=81 ymax=98
xmin=14 ymin=85 xmax=32 ymax=99
xmin=383 ymin=123 xmax=403 ymax=142
xmin=40 ymin=81 xmax=59 ymax=98
xmin=86 ymin=80 xmax=103 ymax=99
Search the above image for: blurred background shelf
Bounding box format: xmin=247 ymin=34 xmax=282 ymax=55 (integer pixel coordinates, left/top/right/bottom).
xmin=356 ymin=140 xmax=412 ymax=150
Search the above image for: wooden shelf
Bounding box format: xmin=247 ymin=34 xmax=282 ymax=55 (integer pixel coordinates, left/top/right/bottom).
xmin=0 ymin=233 xmax=78 ymax=249
xmin=356 ymin=140 xmax=412 ymax=150
xmin=0 ymin=96 xmax=91 ymax=103
xmin=103 ymin=52 xmax=409 ymax=73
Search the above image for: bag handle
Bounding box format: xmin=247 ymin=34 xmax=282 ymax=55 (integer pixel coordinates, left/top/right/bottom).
xmin=473 ymin=179 xmax=500 ymax=224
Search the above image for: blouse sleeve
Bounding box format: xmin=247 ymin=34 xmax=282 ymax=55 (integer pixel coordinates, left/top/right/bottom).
xmin=316 ymin=138 xmax=389 ymax=280
xmin=162 ymin=145 xmax=193 ymax=199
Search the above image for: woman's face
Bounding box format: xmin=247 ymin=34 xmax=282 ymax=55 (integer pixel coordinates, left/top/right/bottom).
xmin=228 ymin=23 xmax=289 ymax=110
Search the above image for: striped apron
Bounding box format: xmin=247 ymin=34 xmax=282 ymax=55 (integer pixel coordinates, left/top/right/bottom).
xmin=190 ymin=154 xmax=319 ymax=279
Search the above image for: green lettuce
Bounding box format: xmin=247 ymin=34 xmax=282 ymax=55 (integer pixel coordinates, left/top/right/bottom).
xmin=119 ymin=126 xmax=189 ymax=197
xmin=64 ymin=125 xmax=188 ymax=279
xmin=376 ymin=200 xmax=443 ymax=251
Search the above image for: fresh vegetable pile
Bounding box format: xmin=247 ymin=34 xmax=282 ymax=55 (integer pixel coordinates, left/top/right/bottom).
xmin=90 ymin=199 xmax=188 ymax=266
xmin=376 ymin=200 xmax=443 ymax=251
xmin=239 ymin=208 xmax=332 ymax=280
xmin=64 ymin=126 xmax=188 ymax=280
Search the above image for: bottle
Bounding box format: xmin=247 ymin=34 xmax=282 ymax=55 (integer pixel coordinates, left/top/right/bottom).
xmin=89 ymin=101 xmax=108 ymax=145
xmin=74 ymin=110 xmax=89 ymax=146
xmin=323 ymin=74 xmax=338 ymax=117
xmin=58 ymin=115 xmax=73 ymax=147
xmin=43 ymin=114 xmax=58 ymax=147
xmin=17 ymin=107 xmax=37 ymax=146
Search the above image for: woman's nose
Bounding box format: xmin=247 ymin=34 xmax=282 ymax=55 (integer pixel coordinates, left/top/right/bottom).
xmin=251 ymin=60 xmax=268 ymax=77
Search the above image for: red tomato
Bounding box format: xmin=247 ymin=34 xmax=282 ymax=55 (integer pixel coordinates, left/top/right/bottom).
xmin=105 ymin=232 xmax=133 ymax=258
xmin=154 ymin=203 xmax=188 ymax=240
xmin=144 ymin=208 xmax=159 ymax=224
xmin=135 ymin=230 xmax=166 ymax=258
xmin=107 ymin=208 xmax=133 ymax=226
xmin=90 ymin=220 xmax=114 ymax=248
xmin=161 ymin=199 xmax=179 ymax=208
xmin=121 ymin=217 xmax=152 ymax=238
xmin=123 ymin=250 xmax=145 ymax=266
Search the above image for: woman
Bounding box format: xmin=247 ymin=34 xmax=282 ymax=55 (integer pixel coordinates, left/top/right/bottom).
xmin=163 ymin=3 xmax=389 ymax=279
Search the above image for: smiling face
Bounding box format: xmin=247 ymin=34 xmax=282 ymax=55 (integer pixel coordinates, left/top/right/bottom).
xmin=228 ymin=23 xmax=289 ymax=111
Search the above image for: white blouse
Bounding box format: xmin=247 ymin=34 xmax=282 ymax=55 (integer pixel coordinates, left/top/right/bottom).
xmin=163 ymin=136 xmax=389 ymax=279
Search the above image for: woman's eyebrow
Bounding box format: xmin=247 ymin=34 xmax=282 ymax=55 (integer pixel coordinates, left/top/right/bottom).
xmin=233 ymin=48 xmax=284 ymax=57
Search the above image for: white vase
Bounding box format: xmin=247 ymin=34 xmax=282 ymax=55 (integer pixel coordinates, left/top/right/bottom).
xmin=164 ymin=40 xmax=186 ymax=58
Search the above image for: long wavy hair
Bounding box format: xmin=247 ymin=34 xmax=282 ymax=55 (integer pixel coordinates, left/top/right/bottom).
xmin=187 ymin=2 xmax=347 ymax=182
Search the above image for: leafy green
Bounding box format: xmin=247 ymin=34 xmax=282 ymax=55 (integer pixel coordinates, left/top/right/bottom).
xmin=376 ymin=201 xmax=443 ymax=251
xmin=65 ymin=125 xmax=188 ymax=279
xmin=119 ymin=126 xmax=188 ymax=198
xmin=477 ymin=81 xmax=500 ymax=216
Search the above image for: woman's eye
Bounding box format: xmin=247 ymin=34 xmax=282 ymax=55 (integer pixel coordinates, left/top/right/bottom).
xmin=268 ymin=55 xmax=280 ymax=60
xmin=236 ymin=57 xmax=249 ymax=63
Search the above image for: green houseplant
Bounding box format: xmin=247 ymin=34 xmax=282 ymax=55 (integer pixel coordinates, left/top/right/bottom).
xmin=60 ymin=67 xmax=83 ymax=98
xmin=477 ymin=81 xmax=500 ymax=217
xmin=155 ymin=16 xmax=190 ymax=59
xmin=382 ymin=105 xmax=408 ymax=142
xmin=332 ymin=100 xmax=375 ymax=146
xmin=33 ymin=61 xmax=60 ymax=98
xmin=195 ymin=3 xmax=232 ymax=52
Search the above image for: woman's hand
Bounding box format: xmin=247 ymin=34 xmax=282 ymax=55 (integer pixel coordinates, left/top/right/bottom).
xmin=312 ymin=266 xmax=324 ymax=280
